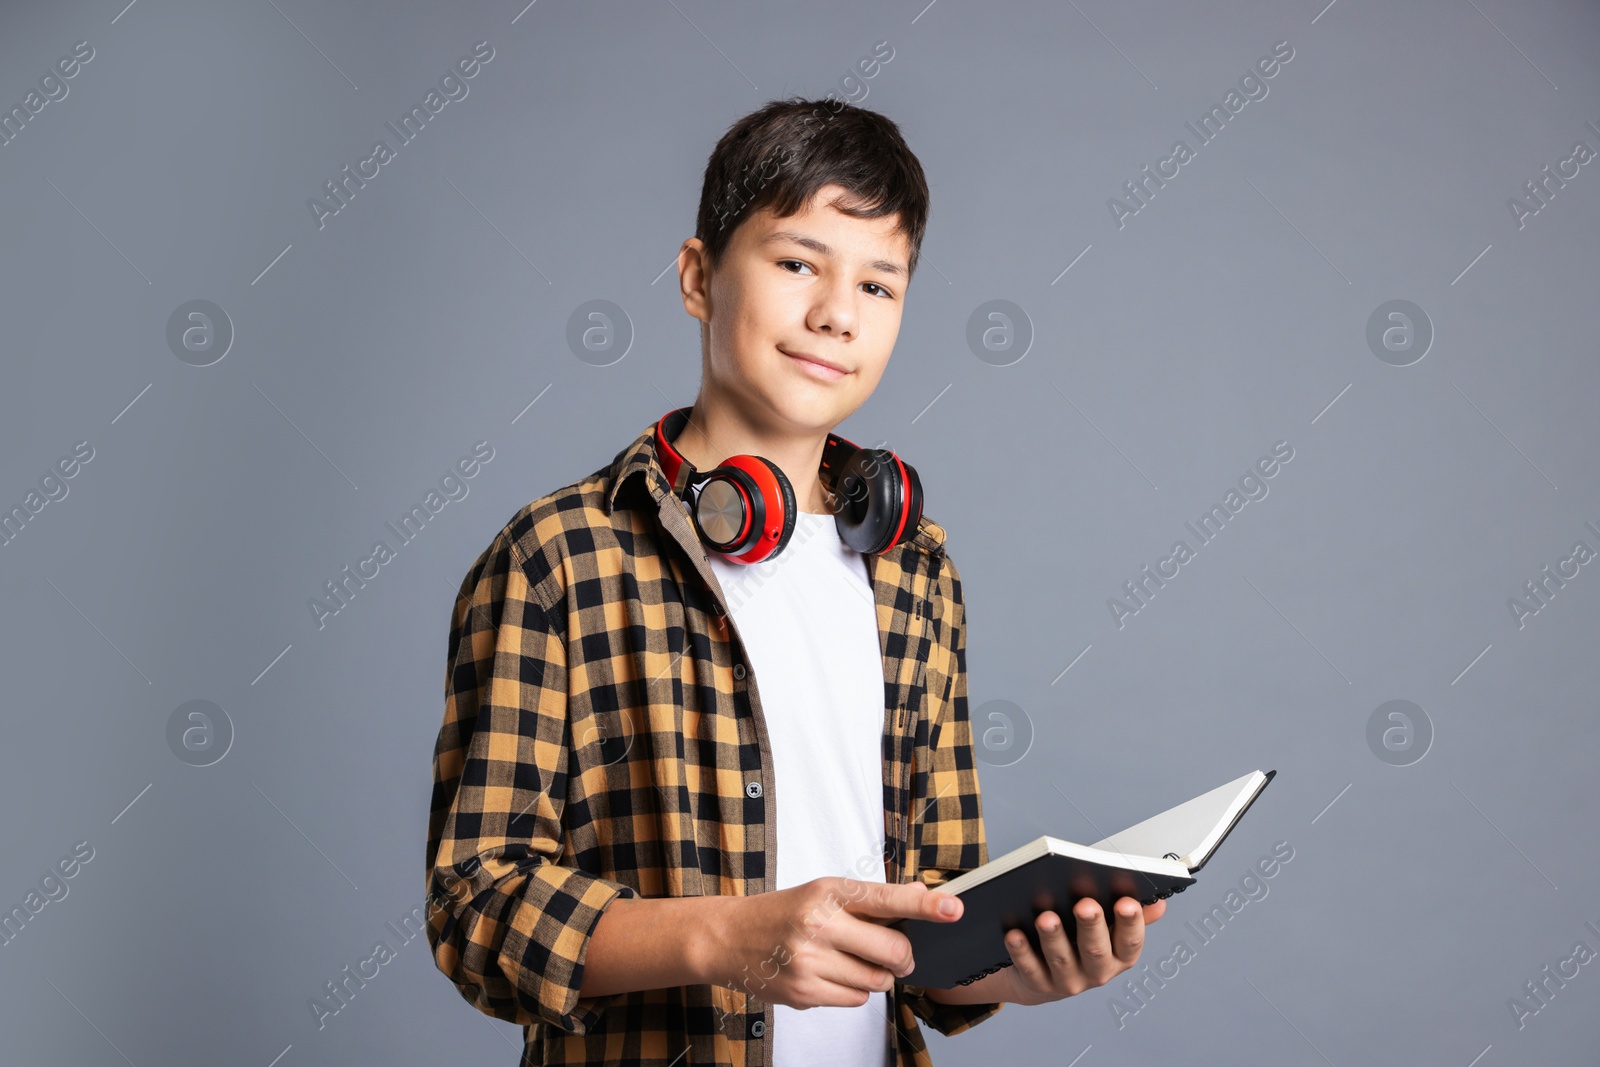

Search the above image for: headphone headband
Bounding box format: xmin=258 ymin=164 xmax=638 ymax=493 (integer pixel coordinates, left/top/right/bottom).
xmin=654 ymin=407 xmax=859 ymax=498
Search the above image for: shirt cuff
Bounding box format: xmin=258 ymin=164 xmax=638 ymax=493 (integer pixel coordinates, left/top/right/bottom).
xmin=896 ymin=982 xmax=1005 ymax=1037
xmin=498 ymin=862 xmax=638 ymax=1035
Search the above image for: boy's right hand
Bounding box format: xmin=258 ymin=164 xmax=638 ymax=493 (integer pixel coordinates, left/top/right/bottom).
xmin=702 ymin=878 xmax=963 ymax=1009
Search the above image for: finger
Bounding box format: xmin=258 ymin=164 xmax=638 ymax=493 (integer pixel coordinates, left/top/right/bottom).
xmin=792 ymin=975 xmax=882 ymax=1010
xmin=1142 ymin=897 xmax=1167 ymax=924
xmin=1033 ymin=909 xmax=1082 ymax=987
xmin=1110 ymin=897 xmax=1146 ymax=964
xmin=827 ymin=919 xmax=919 ymax=978
xmin=796 ymin=888 xmax=920 ymax=976
xmin=842 ymin=878 xmax=964 ymax=924
xmin=817 ymin=949 xmax=902 ymax=995
xmin=1072 ymin=897 xmax=1117 ymax=983
xmin=854 ymin=880 xmax=925 ymax=926
xmin=1003 ymin=924 xmax=1053 ymax=990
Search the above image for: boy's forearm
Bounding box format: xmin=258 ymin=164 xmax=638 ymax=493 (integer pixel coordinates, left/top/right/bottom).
xmin=578 ymin=893 xmax=735 ymax=997
xmin=922 ymin=967 xmax=1011 ymax=1005
xmin=578 ymin=891 xmax=1012 ymax=1005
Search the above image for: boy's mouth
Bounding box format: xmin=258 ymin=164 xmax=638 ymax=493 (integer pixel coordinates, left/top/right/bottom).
xmin=780 ymin=347 xmax=850 ymax=380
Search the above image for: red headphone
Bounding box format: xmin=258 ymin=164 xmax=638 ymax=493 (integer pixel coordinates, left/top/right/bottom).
xmin=653 ymin=406 xmax=924 ymax=565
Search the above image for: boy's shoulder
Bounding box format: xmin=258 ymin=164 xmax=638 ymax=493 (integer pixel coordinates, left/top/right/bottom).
xmin=475 ymin=456 xmax=628 ymax=605
xmin=461 ymin=423 xmax=659 ymax=603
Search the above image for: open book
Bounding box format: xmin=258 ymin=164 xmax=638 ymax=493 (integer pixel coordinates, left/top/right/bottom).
xmin=891 ymin=769 xmax=1275 ymax=990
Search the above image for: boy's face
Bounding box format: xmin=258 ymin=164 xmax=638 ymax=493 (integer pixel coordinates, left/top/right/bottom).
xmin=680 ymin=183 xmax=912 ymax=436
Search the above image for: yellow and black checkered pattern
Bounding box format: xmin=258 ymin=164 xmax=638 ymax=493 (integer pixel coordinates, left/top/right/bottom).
xmin=427 ymin=416 xmax=1003 ymax=1066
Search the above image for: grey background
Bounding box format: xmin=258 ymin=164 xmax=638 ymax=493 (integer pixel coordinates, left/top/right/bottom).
xmin=1 ymin=0 xmax=1596 ymax=1063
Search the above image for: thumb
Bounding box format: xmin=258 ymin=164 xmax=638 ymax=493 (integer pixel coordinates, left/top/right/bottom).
xmin=850 ymin=879 xmax=964 ymax=923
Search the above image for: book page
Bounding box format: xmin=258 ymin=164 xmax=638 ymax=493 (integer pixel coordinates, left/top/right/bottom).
xmin=1086 ymin=771 xmax=1265 ymax=867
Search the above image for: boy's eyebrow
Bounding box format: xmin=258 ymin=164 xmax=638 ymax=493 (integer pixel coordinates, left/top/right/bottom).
xmin=762 ymin=229 xmax=907 ymax=278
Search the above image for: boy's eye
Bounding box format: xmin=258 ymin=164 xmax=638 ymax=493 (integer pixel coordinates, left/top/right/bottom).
xmin=778 ymin=260 xmax=895 ymax=300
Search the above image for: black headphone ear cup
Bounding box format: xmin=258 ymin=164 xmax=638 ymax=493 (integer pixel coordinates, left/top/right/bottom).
xmin=900 ymin=460 xmax=923 ymax=541
xmin=834 ymin=447 xmax=908 ymax=555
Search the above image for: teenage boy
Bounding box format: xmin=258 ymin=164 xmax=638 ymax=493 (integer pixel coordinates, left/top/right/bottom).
xmin=427 ymin=98 xmax=1164 ymax=1067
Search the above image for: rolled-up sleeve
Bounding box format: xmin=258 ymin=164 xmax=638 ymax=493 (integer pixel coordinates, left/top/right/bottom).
xmin=897 ymin=554 xmax=1005 ymax=1036
xmin=426 ymin=528 xmax=636 ymax=1035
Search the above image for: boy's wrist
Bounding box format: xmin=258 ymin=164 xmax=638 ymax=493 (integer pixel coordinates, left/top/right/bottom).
xmin=683 ymin=893 xmax=742 ymax=988
xmin=922 ymin=965 xmax=1015 ymax=1005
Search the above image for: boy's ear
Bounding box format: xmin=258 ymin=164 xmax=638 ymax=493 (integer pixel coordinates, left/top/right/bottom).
xmin=678 ymin=237 xmax=712 ymax=325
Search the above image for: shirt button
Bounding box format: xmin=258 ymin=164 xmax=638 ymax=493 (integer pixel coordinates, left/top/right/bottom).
xmin=745 ymin=780 xmax=762 ymax=799
xmin=749 ymin=1018 xmax=766 ymax=1038
xmin=732 ymin=663 xmax=746 ymax=680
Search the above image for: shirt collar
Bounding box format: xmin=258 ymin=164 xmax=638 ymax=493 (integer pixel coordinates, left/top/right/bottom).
xmin=603 ymin=416 xmax=948 ymax=557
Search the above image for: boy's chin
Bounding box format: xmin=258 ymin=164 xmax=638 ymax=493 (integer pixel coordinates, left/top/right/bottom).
xmin=745 ymin=393 xmax=851 ymax=436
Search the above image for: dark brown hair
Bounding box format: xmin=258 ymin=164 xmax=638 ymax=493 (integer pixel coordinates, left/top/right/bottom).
xmin=694 ymin=97 xmax=930 ymax=281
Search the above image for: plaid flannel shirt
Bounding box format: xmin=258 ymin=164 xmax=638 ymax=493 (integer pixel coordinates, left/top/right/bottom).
xmin=427 ymin=416 xmax=1004 ymax=1066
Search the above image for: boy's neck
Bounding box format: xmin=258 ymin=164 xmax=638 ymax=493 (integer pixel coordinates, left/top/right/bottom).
xmin=669 ymin=396 xmax=837 ymax=515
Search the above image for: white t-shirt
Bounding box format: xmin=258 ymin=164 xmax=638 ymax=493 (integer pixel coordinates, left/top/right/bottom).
xmin=706 ymin=509 xmax=892 ymax=1067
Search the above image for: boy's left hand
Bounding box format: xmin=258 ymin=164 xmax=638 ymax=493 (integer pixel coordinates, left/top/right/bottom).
xmin=994 ymin=895 xmax=1167 ymax=1006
